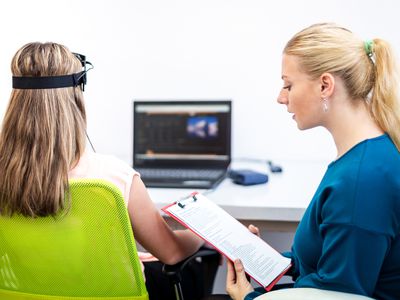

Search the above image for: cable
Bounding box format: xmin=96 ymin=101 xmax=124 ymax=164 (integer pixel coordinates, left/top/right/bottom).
xmin=85 ymin=131 xmax=96 ymax=152
xmin=233 ymin=157 xmax=283 ymax=173
xmin=267 ymin=160 xmax=283 ymax=173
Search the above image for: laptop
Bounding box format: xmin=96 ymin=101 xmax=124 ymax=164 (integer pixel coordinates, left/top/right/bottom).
xmin=133 ymin=100 xmax=231 ymax=189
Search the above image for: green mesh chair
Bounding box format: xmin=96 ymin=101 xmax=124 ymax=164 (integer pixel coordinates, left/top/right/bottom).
xmin=0 ymin=179 xmax=149 ymax=300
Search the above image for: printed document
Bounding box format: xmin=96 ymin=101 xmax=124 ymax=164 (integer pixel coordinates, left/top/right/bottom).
xmin=162 ymin=193 xmax=291 ymax=290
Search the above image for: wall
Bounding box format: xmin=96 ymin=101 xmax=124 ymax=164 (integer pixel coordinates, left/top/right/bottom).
xmin=1 ymin=0 xmax=399 ymax=294
xmin=1 ymin=0 xmax=400 ymax=165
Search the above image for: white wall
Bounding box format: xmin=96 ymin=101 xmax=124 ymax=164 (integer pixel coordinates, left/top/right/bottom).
xmin=1 ymin=0 xmax=400 ymax=165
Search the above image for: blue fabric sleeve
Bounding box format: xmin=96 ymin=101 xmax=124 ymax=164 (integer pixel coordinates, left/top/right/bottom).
xmin=296 ymin=222 xmax=390 ymax=295
xmin=281 ymin=251 xmax=299 ymax=280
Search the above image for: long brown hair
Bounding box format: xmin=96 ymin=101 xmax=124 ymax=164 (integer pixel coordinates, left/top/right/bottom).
xmin=284 ymin=23 xmax=400 ymax=150
xmin=0 ymin=42 xmax=87 ymax=217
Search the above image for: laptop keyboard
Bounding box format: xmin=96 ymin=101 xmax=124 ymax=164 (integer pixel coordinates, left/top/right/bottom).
xmin=137 ymin=168 xmax=226 ymax=180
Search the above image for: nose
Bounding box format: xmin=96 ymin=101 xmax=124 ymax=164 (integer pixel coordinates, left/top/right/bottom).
xmin=277 ymin=89 xmax=288 ymax=105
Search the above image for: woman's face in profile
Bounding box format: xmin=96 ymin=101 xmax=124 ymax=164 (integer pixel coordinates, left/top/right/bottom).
xmin=278 ymin=54 xmax=323 ymax=130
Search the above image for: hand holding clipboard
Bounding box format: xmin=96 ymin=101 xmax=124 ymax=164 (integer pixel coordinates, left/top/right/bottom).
xmin=162 ymin=192 xmax=291 ymax=291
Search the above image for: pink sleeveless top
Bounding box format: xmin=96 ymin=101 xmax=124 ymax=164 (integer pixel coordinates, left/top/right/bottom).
xmin=68 ymin=151 xmax=137 ymax=205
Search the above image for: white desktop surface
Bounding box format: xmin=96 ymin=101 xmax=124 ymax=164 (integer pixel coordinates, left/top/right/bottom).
xmin=147 ymin=159 xmax=328 ymax=224
xmin=147 ymin=159 xmax=328 ymax=293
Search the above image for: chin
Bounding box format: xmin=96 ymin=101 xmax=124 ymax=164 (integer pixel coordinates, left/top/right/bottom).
xmin=297 ymin=125 xmax=306 ymax=130
xmin=296 ymin=122 xmax=312 ymax=131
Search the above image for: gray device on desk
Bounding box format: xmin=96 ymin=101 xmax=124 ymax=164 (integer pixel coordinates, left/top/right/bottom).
xmin=133 ymin=100 xmax=232 ymax=189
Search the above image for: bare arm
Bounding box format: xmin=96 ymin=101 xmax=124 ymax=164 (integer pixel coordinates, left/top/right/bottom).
xmin=127 ymin=175 xmax=204 ymax=265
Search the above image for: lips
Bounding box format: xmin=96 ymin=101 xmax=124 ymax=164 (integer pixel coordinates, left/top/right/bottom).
xmin=287 ymin=109 xmax=295 ymax=120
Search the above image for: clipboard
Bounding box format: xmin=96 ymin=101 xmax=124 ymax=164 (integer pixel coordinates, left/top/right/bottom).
xmin=162 ymin=192 xmax=292 ymax=291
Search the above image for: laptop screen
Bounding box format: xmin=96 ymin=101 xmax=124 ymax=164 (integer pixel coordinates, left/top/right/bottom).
xmin=133 ymin=100 xmax=231 ymax=168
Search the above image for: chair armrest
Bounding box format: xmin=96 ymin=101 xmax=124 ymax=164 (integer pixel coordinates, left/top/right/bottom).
xmin=162 ymin=247 xmax=220 ymax=283
xmin=162 ymin=247 xmax=221 ymax=299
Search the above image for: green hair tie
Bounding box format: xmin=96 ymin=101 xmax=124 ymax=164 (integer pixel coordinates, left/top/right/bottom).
xmin=364 ymin=40 xmax=374 ymax=57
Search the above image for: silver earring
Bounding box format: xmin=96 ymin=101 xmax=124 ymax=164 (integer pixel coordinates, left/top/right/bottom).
xmin=322 ymin=98 xmax=329 ymax=112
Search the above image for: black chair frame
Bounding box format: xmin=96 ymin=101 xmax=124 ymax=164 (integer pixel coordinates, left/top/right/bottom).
xmin=163 ymin=248 xmax=221 ymax=300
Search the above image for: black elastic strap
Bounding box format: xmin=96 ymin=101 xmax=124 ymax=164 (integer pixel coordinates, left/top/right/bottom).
xmin=12 ymin=71 xmax=85 ymax=89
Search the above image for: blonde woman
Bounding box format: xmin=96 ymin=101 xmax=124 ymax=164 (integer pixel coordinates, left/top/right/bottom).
xmin=0 ymin=42 xmax=203 ymax=298
xmin=226 ymin=23 xmax=400 ymax=300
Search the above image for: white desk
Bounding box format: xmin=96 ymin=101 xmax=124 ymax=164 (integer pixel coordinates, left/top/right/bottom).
xmin=148 ymin=159 xmax=328 ymax=232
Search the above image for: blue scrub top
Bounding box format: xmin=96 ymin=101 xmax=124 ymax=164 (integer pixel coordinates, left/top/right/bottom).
xmin=245 ymin=134 xmax=400 ymax=300
xmin=290 ymin=134 xmax=400 ymax=299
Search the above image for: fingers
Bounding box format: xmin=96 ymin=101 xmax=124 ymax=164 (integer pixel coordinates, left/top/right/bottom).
xmin=233 ymin=259 xmax=248 ymax=283
xmin=248 ymin=224 xmax=260 ymax=237
xmin=226 ymin=258 xmax=236 ymax=286
xmin=226 ymin=258 xmax=255 ymax=300
xmin=227 ymin=258 xmax=247 ymax=284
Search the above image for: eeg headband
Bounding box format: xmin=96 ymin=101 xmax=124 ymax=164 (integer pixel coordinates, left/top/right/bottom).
xmin=12 ymin=53 xmax=93 ymax=91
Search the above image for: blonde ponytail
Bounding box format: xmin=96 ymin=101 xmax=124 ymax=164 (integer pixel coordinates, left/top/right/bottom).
xmin=369 ymin=39 xmax=400 ymax=150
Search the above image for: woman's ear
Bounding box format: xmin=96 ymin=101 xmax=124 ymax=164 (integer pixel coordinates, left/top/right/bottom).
xmin=320 ymin=73 xmax=335 ymax=98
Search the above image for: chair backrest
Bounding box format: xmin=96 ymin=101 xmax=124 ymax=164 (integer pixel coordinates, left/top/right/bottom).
xmin=0 ymin=179 xmax=148 ymax=300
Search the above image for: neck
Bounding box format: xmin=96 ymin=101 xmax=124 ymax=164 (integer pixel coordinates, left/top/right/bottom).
xmin=325 ymin=100 xmax=384 ymax=159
